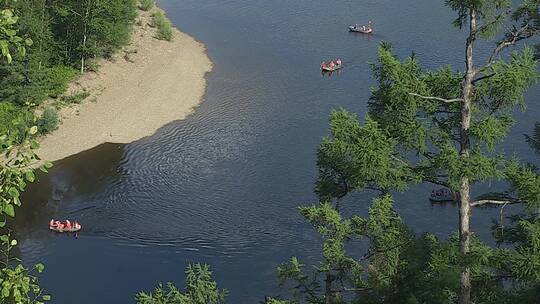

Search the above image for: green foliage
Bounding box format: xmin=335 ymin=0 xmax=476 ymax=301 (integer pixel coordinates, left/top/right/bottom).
xmin=316 ymin=110 xmax=416 ymax=199
xmin=51 ymin=0 xmax=137 ymax=64
xmin=278 ymin=196 xmax=412 ymax=303
xmin=0 ymin=233 xmax=50 ymax=304
xmin=135 ymin=264 xmax=227 ymax=304
xmin=59 ymin=89 xmax=90 ymax=105
xmin=0 ymin=102 xmax=20 ymax=134
xmin=281 ymin=1 xmax=540 ymax=303
xmin=0 ymin=125 xmax=51 ymax=304
xmin=526 ymin=122 xmax=540 ymax=155
xmin=37 ymin=107 xmax=59 ymax=134
xmin=151 ymin=11 xmax=173 ymax=41
xmin=0 ymin=0 xmax=136 ymax=109
xmin=504 ymin=160 xmax=540 ymax=210
xmin=139 ymin=0 xmax=155 ymax=11
xmin=0 ymin=8 xmax=32 ymax=64
xmin=44 ymin=66 xmax=77 ymax=98
xmin=445 ymin=0 xmax=510 ymax=32
xmin=478 ymin=48 xmax=538 ymax=110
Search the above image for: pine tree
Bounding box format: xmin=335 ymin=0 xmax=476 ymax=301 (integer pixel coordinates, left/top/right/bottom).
xmin=315 ymin=1 xmax=540 ymax=303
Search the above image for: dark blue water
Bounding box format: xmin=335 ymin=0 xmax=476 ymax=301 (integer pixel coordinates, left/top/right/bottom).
xmin=17 ymin=1 xmax=540 ymax=303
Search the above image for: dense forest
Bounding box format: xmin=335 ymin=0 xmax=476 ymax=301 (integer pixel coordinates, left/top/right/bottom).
xmin=1 ymin=0 xmax=540 ymax=304
xmin=0 ymin=0 xmax=137 ymax=138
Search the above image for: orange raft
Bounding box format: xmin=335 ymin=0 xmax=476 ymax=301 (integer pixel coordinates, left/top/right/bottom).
xmin=49 ymin=219 xmax=82 ymax=233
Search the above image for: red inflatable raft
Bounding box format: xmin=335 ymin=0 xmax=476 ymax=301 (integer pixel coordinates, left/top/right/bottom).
xmin=49 ymin=219 xmax=82 ymax=233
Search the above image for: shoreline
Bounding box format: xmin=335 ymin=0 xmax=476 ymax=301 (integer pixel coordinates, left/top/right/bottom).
xmin=37 ymin=7 xmax=213 ymax=162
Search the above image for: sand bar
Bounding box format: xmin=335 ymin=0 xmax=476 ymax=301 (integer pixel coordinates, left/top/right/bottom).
xmin=37 ymin=8 xmax=212 ymax=162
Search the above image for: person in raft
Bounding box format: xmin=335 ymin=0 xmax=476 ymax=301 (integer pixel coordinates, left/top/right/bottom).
xmin=50 ymin=219 xmax=80 ymax=230
xmin=50 ymin=219 xmax=62 ymax=228
xmin=329 ymin=61 xmax=335 ymax=69
xmin=336 ymin=58 xmax=342 ymax=66
xmin=321 ymin=61 xmax=326 ymax=69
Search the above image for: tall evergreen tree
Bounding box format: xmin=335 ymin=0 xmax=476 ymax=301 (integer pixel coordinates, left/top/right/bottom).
xmin=313 ymin=1 xmax=540 ymax=303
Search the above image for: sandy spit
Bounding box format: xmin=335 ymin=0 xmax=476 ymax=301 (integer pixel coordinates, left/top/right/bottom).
xmin=37 ymin=8 xmax=212 ymax=162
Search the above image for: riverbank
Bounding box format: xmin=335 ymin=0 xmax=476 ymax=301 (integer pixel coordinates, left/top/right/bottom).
xmin=37 ymin=7 xmax=212 ymax=162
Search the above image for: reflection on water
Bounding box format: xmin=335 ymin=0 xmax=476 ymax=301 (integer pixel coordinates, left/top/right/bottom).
xmin=14 ymin=143 xmax=125 ymax=265
xmin=16 ymin=0 xmax=540 ymax=302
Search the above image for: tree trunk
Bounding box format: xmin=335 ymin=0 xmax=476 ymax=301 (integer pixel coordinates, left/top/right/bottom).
xmin=81 ymin=2 xmax=90 ymax=74
xmin=38 ymin=0 xmax=45 ymax=70
xmin=458 ymin=8 xmax=477 ymax=304
xmin=81 ymin=33 xmax=86 ymax=73
xmin=325 ymin=274 xmax=333 ymax=304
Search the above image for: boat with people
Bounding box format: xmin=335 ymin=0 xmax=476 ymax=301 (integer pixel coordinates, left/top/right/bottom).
xmin=321 ymin=58 xmax=343 ymax=72
xmin=349 ymin=21 xmax=373 ymax=34
xmin=49 ymin=219 xmax=82 ymax=233
xmin=429 ymin=188 xmax=458 ymax=202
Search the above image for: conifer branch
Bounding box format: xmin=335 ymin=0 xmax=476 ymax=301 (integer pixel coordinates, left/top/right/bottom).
xmin=409 ymin=93 xmax=463 ymax=103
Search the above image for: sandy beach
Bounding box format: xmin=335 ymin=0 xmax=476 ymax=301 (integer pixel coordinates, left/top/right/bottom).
xmin=37 ymin=8 xmax=212 ymax=162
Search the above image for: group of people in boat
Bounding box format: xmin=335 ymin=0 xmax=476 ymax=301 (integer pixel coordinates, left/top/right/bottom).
xmin=321 ymin=58 xmax=342 ymax=70
xmin=430 ymin=188 xmax=459 ymax=202
xmin=49 ymin=219 xmax=82 ymax=231
xmin=320 ymin=21 xmax=373 ymax=72
xmin=352 ymin=21 xmax=373 ymax=32
xmin=431 ymin=189 xmax=452 ymax=197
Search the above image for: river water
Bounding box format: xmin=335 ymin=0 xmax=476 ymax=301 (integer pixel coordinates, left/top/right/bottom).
xmin=16 ymin=0 xmax=540 ymax=303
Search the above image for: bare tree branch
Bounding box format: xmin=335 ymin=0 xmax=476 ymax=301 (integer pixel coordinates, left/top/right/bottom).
xmin=409 ymin=93 xmax=463 ymax=103
xmin=483 ymin=23 xmax=537 ymax=70
xmin=471 ymin=199 xmax=522 ymax=207
xmin=471 ymin=73 xmax=496 ymax=84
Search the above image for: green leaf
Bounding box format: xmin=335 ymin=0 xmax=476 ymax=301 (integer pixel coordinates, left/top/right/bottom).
xmin=2 ymin=286 xmax=9 ymax=297
xmin=35 ymin=263 xmax=45 ymax=273
xmin=10 ymin=239 xmax=16 ymax=246
xmin=13 ymin=196 xmax=21 ymax=206
xmin=42 ymin=295 xmax=51 ymax=301
xmin=25 ymin=171 xmax=35 ymax=183
xmin=29 ymin=126 xmax=38 ymax=135
xmin=8 ymin=187 xmax=19 ymax=198
xmin=30 ymin=140 xmax=40 ymax=150
xmin=4 ymin=204 xmax=14 ymax=217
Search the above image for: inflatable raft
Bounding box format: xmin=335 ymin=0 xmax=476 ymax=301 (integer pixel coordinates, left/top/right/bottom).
xmin=49 ymin=219 xmax=82 ymax=233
